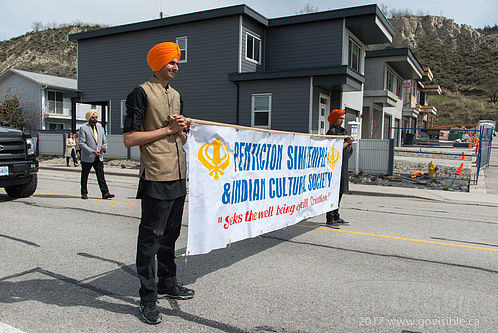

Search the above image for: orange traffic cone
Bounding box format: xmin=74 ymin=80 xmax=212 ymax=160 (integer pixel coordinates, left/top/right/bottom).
xmin=455 ymin=163 xmax=464 ymax=176
xmin=461 ymin=152 xmax=466 ymax=160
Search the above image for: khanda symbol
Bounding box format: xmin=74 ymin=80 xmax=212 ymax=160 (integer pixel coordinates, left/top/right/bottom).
xmin=327 ymin=146 xmax=340 ymax=170
xmin=198 ymin=138 xmax=230 ymax=180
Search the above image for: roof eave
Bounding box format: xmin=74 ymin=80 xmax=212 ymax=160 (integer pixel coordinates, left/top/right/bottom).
xmin=69 ymin=4 xmax=268 ymax=41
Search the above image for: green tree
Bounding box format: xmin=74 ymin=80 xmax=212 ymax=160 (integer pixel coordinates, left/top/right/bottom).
xmin=0 ymin=96 xmax=23 ymax=129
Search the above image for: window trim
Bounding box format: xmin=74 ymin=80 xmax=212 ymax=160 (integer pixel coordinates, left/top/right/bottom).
xmin=251 ymin=93 xmax=271 ymax=129
xmin=47 ymin=90 xmax=64 ymax=114
xmin=176 ymin=36 xmax=187 ymax=63
xmin=120 ymin=99 xmax=126 ymax=128
xmin=348 ymin=38 xmax=361 ymax=72
xmin=396 ymin=77 xmax=403 ymax=99
xmin=386 ymin=68 xmax=394 ymax=93
xmin=245 ymin=32 xmax=261 ymax=64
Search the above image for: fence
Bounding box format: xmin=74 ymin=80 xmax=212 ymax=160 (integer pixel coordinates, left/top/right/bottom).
xmin=348 ymin=139 xmax=393 ymax=175
xmin=37 ymin=133 xmax=140 ymax=160
xmin=36 ymin=133 xmax=395 ymax=175
xmin=477 ymin=125 xmax=494 ymax=171
xmin=389 ymin=126 xmax=494 ymax=183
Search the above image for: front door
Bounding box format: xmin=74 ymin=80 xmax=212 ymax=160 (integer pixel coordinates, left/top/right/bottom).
xmin=318 ymin=94 xmax=330 ymax=135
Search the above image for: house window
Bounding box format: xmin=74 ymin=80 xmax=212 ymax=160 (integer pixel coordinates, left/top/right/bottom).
xmin=176 ymin=36 xmax=187 ymax=63
xmin=386 ymin=69 xmax=394 ymax=93
xmin=120 ymin=100 xmax=126 ymax=128
xmin=396 ymin=78 xmax=403 ymax=99
xmin=348 ymin=38 xmax=361 ymax=72
xmin=251 ymin=94 xmax=271 ymax=128
xmin=246 ymin=33 xmax=261 ymax=63
xmin=47 ymin=90 xmax=63 ymax=114
xmin=48 ymin=123 xmax=64 ymax=130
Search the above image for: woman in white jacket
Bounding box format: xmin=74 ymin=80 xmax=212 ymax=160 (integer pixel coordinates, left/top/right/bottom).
xmin=65 ymin=132 xmax=78 ymax=167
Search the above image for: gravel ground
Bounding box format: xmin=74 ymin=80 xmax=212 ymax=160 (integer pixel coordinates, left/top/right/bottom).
xmin=349 ymin=155 xmax=472 ymax=192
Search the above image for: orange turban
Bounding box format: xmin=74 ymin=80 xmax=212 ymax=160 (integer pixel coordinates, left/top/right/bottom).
xmin=147 ymin=42 xmax=181 ymax=72
xmin=328 ymin=109 xmax=345 ymax=124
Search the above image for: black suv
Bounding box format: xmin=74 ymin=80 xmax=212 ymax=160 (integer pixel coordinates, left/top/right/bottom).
xmin=0 ymin=122 xmax=38 ymax=198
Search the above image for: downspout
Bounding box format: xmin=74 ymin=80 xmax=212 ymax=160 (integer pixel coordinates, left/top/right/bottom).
xmin=71 ymin=92 xmax=81 ymax=133
xmin=308 ymin=77 xmax=313 ymax=133
xmin=236 ymin=82 xmax=240 ymax=125
xmin=40 ymin=85 xmax=47 ymax=130
xmin=236 ymin=14 xmax=242 ymax=125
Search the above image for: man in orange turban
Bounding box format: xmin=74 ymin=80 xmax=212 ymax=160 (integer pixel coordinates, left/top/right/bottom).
xmin=147 ymin=42 xmax=181 ymax=71
xmin=122 ymin=41 xmax=191 ymax=325
xmin=145 ymin=42 xmax=182 ymax=84
xmin=326 ymin=109 xmax=354 ymax=229
xmin=327 ymin=108 xmax=345 ymax=125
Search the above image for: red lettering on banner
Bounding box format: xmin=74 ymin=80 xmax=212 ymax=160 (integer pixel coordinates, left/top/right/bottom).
xmin=223 ymin=213 xmax=244 ymax=229
xmin=310 ymin=194 xmax=328 ymax=205
xmin=219 ymin=194 xmax=329 ymax=230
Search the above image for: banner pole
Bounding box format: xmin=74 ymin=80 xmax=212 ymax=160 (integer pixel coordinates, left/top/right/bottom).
xmin=189 ymin=118 xmax=347 ymax=139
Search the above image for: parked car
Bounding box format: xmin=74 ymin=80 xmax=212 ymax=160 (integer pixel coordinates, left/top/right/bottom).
xmin=0 ymin=122 xmax=39 ymax=198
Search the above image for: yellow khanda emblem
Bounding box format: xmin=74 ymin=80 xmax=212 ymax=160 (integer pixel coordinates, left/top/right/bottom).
xmin=328 ymin=146 xmax=340 ymax=169
xmin=198 ymin=138 xmax=230 ymax=180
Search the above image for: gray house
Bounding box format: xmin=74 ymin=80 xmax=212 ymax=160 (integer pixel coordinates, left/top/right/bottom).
xmin=402 ymin=66 xmax=442 ymax=131
xmin=0 ymin=68 xmax=102 ymax=131
xmin=362 ymin=48 xmax=424 ymax=145
xmin=0 ymin=68 xmax=79 ymax=130
xmin=69 ymin=4 xmax=394 ymax=135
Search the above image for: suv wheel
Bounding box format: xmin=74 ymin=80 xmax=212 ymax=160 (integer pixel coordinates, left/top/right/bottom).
xmin=5 ymin=174 xmax=38 ymax=198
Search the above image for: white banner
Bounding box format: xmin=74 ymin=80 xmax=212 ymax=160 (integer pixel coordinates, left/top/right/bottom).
xmin=186 ymin=122 xmax=344 ymax=255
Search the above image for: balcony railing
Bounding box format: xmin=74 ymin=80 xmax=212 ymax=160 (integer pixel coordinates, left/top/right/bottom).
xmin=45 ymin=101 xmax=71 ymax=117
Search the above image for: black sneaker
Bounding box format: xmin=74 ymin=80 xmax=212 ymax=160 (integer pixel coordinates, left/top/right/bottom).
xmin=325 ymin=221 xmax=340 ymax=229
xmin=102 ymin=193 xmax=115 ymax=199
xmin=139 ymin=301 xmax=162 ymax=325
xmin=81 ymin=194 xmax=88 ymax=199
xmin=158 ymin=285 xmax=195 ymax=300
xmin=336 ymin=218 xmax=350 ymax=225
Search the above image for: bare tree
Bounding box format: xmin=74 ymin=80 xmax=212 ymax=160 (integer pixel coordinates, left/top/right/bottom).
xmin=31 ymin=21 xmax=43 ymax=32
xmin=390 ymin=8 xmax=414 ymax=17
xmin=378 ymin=3 xmax=390 ymax=18
xmin=296 ymin=3 xmax=319 ymax=15
xmin=485 ymin=81 xmax=498 ymax=104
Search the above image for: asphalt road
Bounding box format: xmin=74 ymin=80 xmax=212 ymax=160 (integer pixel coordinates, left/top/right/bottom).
xmin=0 ymin=169 xmax=497 ymax=333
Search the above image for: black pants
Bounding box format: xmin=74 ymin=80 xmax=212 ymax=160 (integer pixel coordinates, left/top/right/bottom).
xmin=80 ymin=158 xmax=109 ymax=196
xmin=66 ymin=150 xmax=78 ymax=165
xmin=136 ymin=194 xmax=186 ymax=302
xmin=326 ymin=192 xmax=343 ymax=222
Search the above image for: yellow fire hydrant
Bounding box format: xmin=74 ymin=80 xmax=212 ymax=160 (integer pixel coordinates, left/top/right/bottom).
xmin=428 ymin=161 xmax=437 ymax=177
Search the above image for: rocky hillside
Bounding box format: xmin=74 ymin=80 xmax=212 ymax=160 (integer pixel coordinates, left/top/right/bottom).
xmin=0 ymin=17 xmax=496 ymax=124
xmin=385 ymin=16 xmax=498 ymax=93
xmin=0 ymin=24 xmax=102 ymax=79
xmin=371 ymin=15 xmax=497 ymax=124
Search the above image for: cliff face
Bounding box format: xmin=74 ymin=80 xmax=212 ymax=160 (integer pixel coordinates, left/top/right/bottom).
xmin=0 ymin=25 xmax=102 ymax=79
xmin=379 ymin=16 xmax=498 ymax=93
xmin=390 ymin=16 xmax=482 ymax=50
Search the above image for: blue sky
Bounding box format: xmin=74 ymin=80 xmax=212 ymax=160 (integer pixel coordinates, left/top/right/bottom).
xmin=1 ymin=0 xmax=497 ymax=41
